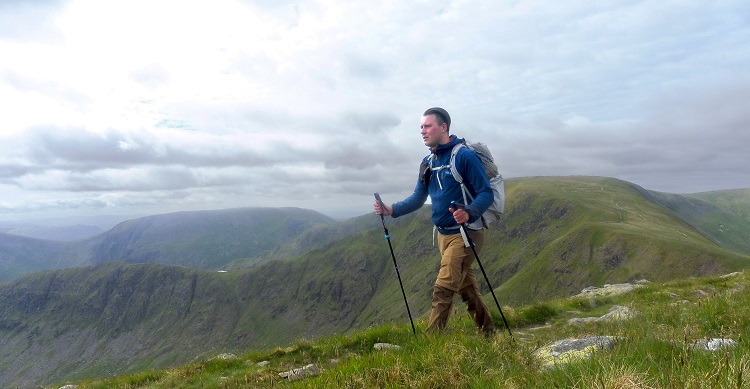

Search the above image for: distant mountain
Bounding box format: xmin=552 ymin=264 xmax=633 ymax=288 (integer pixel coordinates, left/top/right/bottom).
xmin=76 ymin=207 xmax=337 ymax=269
xmin=0 ymin=207 xmax=338 ymax=281
xmin=0 ymin=224 xmax=106 ymax=241
xmin=690 ymin=188 xmax=750 ymax=222
xmin=681 ymin=188 xmax=750 ymax=255
xmin=0 ymin=233 xmax=68 ymax=282
xmin=0 ymin=214 xmax=138 ymax=241
xmin=224 ymin=211 xmax=390 ymax=268
xmin=2 ymin=177 xmax=749 ymax=387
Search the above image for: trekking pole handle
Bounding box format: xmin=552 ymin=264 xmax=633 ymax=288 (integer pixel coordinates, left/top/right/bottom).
xmin=450 ymin=201 xmax=475 ymax=248
xmin=450 ymin=201 xmax=472 ymax=226
xmin=374 ymin=192 xmax=386 ymax=209
xmin=375 ymin=193 xmax=391 ymax=217
xmin=374 ymin=193 xmax=390 ymax=238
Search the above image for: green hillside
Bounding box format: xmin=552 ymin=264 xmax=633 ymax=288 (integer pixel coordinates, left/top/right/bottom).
xmin=224 ymin=211 xmax=387 ymax=269
xmin=0 ymin=207 xmax=339 ymax=282
xmin=485 ymin=177 xmax=750 ymax=304
xmin=2 ymin=176 xmax=750 ymax=387
xmin=658 ymin=188 xmax=750 ymax=256
xmin=53 ymin=271 xmax=750 ymax=388
xmin=0 ymin=264 xmax=236 ymax=388
xmin=80 ymin=207 xmax=337 ymax=268
xmin=690 ymin=188 xmax=750 ymax=223
xmin=346 ymin=176 xmax=750 ymax=311
xmin=0 ymin=233 xmax=63 ymax=282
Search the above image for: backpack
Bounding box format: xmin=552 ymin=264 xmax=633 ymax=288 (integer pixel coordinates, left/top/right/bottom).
xmin=448 ymin=140 xmax=505 ymax=229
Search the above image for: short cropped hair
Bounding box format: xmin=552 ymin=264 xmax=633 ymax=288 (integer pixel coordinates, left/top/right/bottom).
xmin=423 ymin=107 xmax=451 ymax=131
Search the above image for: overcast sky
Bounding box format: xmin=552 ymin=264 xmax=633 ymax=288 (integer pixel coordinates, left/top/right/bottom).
xmin=1 ymin=0 xmax=748 ymax=222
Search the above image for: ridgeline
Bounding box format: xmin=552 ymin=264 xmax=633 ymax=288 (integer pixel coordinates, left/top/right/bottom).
xmin=1 ymin=176 xmax=749 ymax=387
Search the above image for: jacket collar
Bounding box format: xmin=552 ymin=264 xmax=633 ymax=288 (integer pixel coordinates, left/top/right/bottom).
xmin=431 ymin=135 xmax=464 ymax=154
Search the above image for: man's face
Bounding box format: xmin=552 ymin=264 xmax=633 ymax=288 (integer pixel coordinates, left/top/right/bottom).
xmin=420 ymin=114 xmax=447 ymax=148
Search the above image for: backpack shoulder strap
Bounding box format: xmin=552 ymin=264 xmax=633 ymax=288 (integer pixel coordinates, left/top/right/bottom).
xmin=449 ymin=143 xmax=466 ymax=184
xmin=449 ymin=142 xmax=474 ymax=207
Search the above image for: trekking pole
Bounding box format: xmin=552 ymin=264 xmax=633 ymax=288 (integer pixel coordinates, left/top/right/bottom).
xmin=451 ymin=201 xmax=513 ymax=338
xmin=374 ymin=193 xmax=416 ymax=335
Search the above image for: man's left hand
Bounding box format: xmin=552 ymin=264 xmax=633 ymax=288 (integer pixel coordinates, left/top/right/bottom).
xmin=451 ymin=208 xmax=469 ymax=225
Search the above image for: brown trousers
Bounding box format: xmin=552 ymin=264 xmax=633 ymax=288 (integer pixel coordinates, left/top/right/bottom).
xmin=426 ymin=229 xmax=496 ymax=335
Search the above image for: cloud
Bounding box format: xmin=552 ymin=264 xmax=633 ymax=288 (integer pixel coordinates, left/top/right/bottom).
xmin=3 ymin=70 xmax=91 ymax=107
xmin=0 ymin=0 xmax=65 ymax=42
xmin=130 ymin=64 xmax=170 ymax=88
xmin=0 ymin=0 xmax=749 ymax=220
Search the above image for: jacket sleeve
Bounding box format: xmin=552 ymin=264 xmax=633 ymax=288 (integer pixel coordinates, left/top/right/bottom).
xmin=391 ymin=160 xmax=429 ymax=218
xmin=455 ymin=148 xmax=493 ymax=223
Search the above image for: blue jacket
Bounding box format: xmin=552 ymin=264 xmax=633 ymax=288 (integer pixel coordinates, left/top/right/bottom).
xmin=391 ymin=135 xmax=493 ymax=234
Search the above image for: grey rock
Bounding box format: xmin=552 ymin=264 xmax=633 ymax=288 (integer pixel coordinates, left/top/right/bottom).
xmin=575 ymin=283 xmax=644 ymax=298
xmin=693 ymin=338 xmax=736 ymax=351
xmin=374 ymin=342 xmax=402 ymax=351
xmin=567 ymin=305 xmax=637 ymax=325
xmin=533 ymin=336 xmax=625 ymax=369
xmin=279 ymin=364 xmax=321 ymax=381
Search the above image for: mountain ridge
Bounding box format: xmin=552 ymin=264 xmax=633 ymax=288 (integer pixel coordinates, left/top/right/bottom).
xmin=0 ymin=207 xmax=338 ymax=282
xmin=1 ymin=176 xmax=749 ymax=387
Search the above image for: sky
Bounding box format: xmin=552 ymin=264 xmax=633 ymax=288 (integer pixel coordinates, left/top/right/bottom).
xmin=1 ymin=0 xmax=748 ymax=222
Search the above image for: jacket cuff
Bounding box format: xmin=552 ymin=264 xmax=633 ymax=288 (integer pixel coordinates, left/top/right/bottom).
xmin=390 ymin=204 xmax=401 ymax=218
xmin=466 ymin=205 xmax=481 ymax=223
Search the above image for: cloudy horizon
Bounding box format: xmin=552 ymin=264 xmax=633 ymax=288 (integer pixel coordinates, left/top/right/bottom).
xmin=1 ymin=0 xmax=749 ymax=222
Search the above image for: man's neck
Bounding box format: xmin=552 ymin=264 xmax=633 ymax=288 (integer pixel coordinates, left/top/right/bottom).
xmin=430 ymin=135 xmax=453 ymax=152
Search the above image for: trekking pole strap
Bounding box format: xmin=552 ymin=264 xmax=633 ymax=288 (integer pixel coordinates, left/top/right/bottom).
xmin=459 ymin=226 xmax=472 ymax=247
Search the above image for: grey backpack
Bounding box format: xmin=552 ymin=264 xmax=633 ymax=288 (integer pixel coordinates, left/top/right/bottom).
xmin=448 ymin=141 xmax=505 ymax=229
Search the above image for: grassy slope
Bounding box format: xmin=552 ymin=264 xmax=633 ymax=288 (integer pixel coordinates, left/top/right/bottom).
xmin=4 ymin=176 xmax=750 ymax=387
xmin=79 ymin=207 xmax=337 ymax=269
xmin=224 ymin=212 xmax=385 ymax=269
xmin=0 ymin=207 xmax=338 ymax=282
xmin=58 ymin=270 xmax=750 ymax=389
xmin=488 ymin=177 xmax=750 ymax=305
xmin=0 ymin=264 xmax=245 ymax=388
xmin=666 ymin=188 xmax=750 ymax=256
xmin=0 ymin=233 xmax=65 ymax=282
xmin=689 ymin=188 xmax=750 ymax=223
xmin=0 ymin=232 xmax=402 ymax=388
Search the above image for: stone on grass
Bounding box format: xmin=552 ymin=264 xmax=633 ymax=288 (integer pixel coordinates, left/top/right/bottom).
xmin=533 ymin=336 xmax=624 ymax=369
xmin=597 ymin=305 xmax=637 ymax=321
xmin=567 ymin=305 xmax=637 ymax=325
xmin=279 ymin=364 xmax=321 ymax=381
xmin=575 ymin=283 xmax=644 ymax=299
xmin=374 ymin=342 xmax=402 ymax=351
xmin=693 ymin=338 xmax=736 ymax=351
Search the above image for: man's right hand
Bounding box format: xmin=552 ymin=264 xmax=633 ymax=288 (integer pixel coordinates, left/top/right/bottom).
xmin=374 ymin=200 xmax=393 ymax=216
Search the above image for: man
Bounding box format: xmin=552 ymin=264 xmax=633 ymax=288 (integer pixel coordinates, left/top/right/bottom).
xmin=374 ymin=107 xmax=496 ymax=335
